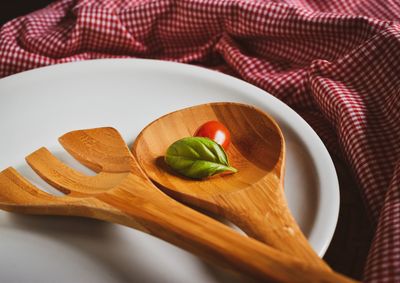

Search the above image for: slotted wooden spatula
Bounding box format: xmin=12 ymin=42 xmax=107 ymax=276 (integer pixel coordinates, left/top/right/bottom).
xmin=0 ymin=127 xmax=355 ymax=283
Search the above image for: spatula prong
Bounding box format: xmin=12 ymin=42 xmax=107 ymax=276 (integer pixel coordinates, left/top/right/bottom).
xmin=0 ymin=166 xmax=116 ymax=217
xmin=59 ymin=127 xmax=135 ymax=173
xmin=0 ymin=167 xmax=66 ymax=212
xmin=26 ymin=147 xmax=127 ymax=196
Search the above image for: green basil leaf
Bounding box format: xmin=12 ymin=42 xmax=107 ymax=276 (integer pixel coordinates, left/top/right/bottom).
xmin=165 ymin=137 xmax=238 ymax=179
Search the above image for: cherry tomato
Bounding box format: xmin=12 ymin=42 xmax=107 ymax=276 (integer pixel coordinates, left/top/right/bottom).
xmin=194 ymin=121 xmax=231 ymax=149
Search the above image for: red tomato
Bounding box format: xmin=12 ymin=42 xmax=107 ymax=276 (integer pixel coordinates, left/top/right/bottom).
xmin=194 ymin=121 xmax=231 ymax=149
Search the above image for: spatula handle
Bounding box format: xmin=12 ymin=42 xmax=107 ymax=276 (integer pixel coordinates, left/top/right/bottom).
xmin=216 ymin=182 xmax=331 ymax=271
xmin=97 ymin=190 xmax=355 ymax=283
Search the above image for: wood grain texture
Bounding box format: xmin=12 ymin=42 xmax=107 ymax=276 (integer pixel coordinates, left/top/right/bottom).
xmin=0 ymin=125 xmax=356 ymax=282
xmin=133 ymin=102 xmax=330 ymax=270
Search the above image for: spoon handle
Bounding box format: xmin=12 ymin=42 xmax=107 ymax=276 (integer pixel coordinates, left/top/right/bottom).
xmin=96 ymin=188 xmax=354 ymax=283
xmin=215 ymin=182 xmax=331 ymax=271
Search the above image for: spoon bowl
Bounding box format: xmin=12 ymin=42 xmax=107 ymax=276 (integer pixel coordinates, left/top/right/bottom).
xmin=133 ymin=102 xmax=329 ymax=270
xmin=135 ymin=102 xmax=283 ymax=204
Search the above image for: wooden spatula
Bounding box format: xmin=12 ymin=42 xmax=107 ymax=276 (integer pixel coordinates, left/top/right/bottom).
xmin=132 ymin=102 xmax=329 ymax=270
xmin=0 ymin=127 xmax=354 ymax=283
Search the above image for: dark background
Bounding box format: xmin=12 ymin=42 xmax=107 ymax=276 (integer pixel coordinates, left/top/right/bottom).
xmin=0 ymin=1 xmax=54 ymax=26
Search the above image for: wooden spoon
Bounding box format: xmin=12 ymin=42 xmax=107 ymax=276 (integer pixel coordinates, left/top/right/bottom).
xmin=132 ymin=102 xmax=330 ymax=270
xmin=0 ymin=127 xmax=354 ymax=283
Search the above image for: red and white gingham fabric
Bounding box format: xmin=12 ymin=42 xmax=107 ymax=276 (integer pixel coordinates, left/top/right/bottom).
xmin=0 ymin=0 xmax=399 ymax=281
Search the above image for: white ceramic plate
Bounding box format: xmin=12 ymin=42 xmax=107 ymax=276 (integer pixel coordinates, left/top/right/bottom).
xmin=0 ymin=59 xmax=339 ymax=283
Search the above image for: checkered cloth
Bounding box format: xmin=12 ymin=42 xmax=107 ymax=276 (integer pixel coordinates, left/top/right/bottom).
xmin=0 ymin=0 xmax=399 ymax=281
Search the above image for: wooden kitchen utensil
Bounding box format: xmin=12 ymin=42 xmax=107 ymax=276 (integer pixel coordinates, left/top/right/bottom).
xmin=133 ymin=102 xmax=329 ymax=270
xmin=0 ymin=127 xmax=354 ymax=283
